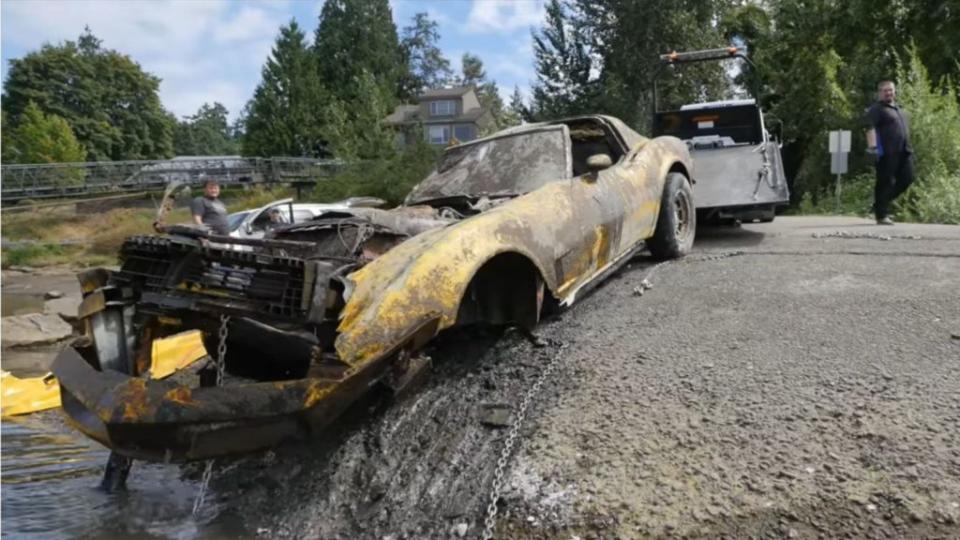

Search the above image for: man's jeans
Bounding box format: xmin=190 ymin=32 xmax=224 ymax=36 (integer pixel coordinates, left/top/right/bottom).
xmin=874 ymin=152 xmax=915 ymax=219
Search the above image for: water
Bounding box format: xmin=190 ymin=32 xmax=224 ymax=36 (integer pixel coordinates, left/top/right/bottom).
xmin=0 ymin=413 xmax=251 ymax=539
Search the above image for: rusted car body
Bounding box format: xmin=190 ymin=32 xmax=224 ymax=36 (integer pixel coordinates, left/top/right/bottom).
xmin=53 ymin=115 xmax=694 ymax=465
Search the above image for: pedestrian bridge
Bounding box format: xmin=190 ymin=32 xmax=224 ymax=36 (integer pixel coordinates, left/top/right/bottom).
xmin=0 ymin=157 xmax=345 ymax=204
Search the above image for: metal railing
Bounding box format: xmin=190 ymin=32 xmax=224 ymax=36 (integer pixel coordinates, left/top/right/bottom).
xmin=0 ymin=157 xmax=347 ymax=203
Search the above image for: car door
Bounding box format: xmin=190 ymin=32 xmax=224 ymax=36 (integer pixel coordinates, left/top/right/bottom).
xmin=560 ymin=120 xmax=640 ymax=293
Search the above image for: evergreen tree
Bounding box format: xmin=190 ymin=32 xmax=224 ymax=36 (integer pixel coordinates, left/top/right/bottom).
xmin=400 ymin=12 xmax=453 ymax=95
xmin=242 ymin=20 xmax=327 ymax=157
xmin=314 ymin=0 xmax=404 ymax=103
xmin=568 ymin=0 xmax=733 ymax=128
xmin=530 ymin=0 xmax=599 ymax=121
xmin=501 ymin=85 xmax=527 ymax=127
xmin=319 ymin=71 xmax=398 ymax=160
xmin=457 ymin=53 xmax=507 ymax=130
xmin=2 ymin=27 xmax=173 ymax=161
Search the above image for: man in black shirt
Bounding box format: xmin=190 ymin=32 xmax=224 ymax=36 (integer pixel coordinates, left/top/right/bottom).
xmin=191 ymin=179 xmax=230 ymax=235
xmin=865 ymin=80 xmax=914 ymax=225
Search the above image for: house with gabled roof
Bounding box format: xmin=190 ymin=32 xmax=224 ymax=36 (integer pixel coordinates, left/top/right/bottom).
xmin=384 ymin=85 xmax=495 ymax=146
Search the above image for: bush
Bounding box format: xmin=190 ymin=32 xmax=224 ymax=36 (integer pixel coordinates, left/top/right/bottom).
xmin=795 ymin=172 xmax=875 ymax=216
xmin=311 ymin=140 xmax=440 ymax=206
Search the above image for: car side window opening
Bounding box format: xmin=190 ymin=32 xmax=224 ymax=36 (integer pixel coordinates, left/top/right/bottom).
xmin=251 ymin=207 xmax=289 ymax=231
xmin=565 ymin=119 xmax=624 ymax=177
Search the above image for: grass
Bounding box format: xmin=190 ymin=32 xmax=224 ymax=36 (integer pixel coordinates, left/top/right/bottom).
xmin=1 ymin=186 xmax=295 ymax=269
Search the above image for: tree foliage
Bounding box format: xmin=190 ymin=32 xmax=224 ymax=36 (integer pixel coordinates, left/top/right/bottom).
xmin=314 ymin=0 xmax=404 ymax=103
xmin=548 ymin=0 xmax=732 ymax=128
xmin=312 ymin=130 xmax=440 ymax=205
xmin=242 ymin=20 xmax=327 ymax=157
xmin=400 ymin=12 xmax=453 ymax=95
xmin=457 ymin=53 xmax=507 ymax=131
xmin=3 ymin=101 xmax=86 ymax=164
xmin=529 ymin=0 xmax=599 ymax=120
xmin=2 ymin=27 xmax=173 ymax=162
xmin=174 ymin=102 xmax=238 ymax=156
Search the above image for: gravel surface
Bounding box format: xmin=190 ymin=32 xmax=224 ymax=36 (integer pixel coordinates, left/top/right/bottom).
xmin=211 ymin=217 xmax=960 ymax=539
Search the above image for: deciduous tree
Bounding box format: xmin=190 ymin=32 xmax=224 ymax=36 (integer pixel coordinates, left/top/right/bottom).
xmin=2 ymin=27 xmax=173 ymax=161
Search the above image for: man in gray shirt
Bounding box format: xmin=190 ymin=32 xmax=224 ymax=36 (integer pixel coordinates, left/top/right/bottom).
xmin=191 ymin=179 xmax=230 ymax=235
xmin=865 ymin=80 xmax=914 ymax=225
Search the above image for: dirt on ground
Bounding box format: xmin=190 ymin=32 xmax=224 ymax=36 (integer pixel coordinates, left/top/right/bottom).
xmin=184 ymin=217 xmax=959 ymax=540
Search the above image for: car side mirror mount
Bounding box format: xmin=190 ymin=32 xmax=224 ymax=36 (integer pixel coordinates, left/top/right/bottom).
xmin=586 ymin=154 xmax=612 ymax=172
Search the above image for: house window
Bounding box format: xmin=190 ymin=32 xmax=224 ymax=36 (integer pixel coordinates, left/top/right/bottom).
xmin=429 ymin=100 xmax=456 ymax=116
xmin=428 ymin=125 xmax=450 ymax=144
xmin=453 ymin=124 xmax=474 ymax=142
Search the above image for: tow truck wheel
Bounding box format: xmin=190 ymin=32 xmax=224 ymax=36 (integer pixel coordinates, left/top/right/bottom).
xmin=647 ymin=172 xmax=696 ymax=259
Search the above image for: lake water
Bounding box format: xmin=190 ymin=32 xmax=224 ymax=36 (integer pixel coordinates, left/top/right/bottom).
xmin=1 ymin=413 xmax=252 ymax=539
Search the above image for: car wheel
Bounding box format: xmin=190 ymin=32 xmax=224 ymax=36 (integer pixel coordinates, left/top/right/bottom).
xmin=647 ymin=172 xmax=695 ymax=260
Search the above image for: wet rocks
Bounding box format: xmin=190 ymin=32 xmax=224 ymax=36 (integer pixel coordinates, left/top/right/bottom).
xmin=1 ymin=312 xmax=73 ymax=347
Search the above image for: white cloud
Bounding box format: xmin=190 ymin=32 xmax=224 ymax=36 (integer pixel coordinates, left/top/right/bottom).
xmin=214 ymin=6 xmax=284 ymax=44
xmin=489 ymin=47 xmax=534 ymax=80
xmin=465 ymin=0 xmax=544 ymax=34
xmin=0 ymin=0 xmax=286 ymax=120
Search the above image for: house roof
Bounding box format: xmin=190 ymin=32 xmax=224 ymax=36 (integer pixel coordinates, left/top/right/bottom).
xmin=383 ymin=104 xmax=419 ymax=124
xmin=418 ymin=86 xmax=474 ymax=99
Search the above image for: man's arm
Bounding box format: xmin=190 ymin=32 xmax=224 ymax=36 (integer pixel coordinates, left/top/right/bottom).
xmin=190 ymin=198 xmax=205 ymax=225
xmin=864 ymin=105 xmax=880 ymax=149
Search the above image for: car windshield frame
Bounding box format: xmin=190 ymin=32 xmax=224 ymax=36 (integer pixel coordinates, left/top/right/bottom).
xmin=405 ymin=125 xmax=572 ymax=206
xmin=227 ymin=211 xmax=250 ymax=232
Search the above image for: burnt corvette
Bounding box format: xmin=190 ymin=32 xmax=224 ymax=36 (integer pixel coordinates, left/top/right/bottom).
xmin=53 ymin=115 xmax=695 ymax=464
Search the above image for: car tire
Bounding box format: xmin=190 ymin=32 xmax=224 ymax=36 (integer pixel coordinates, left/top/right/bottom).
xmin=647 ymin=172 xmax=695 ymax=260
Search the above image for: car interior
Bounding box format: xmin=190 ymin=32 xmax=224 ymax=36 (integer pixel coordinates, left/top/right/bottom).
xmin=250 ymin=206 xmax=290 ymax=232
xmin=653 ymin=104 xmax=764 ymax=146
xmin=563 ymin=118 xmax=626 ymax=177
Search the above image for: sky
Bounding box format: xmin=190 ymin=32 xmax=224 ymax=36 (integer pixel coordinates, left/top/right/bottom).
xmin=0 ymin=0 xmax=545 ymax=121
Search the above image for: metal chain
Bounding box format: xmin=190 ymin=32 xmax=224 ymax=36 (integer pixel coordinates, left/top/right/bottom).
xmin=480 ymin=250 xmax=744 ymax=537
xmin=216 ymin=314 xmax=229 ymax=387
xmin=811 ymin=231 xmax=922 ymax=241
xmin=192 ymin=314 xmax=230 ymax=518
xmin=482 ymin=341 xmax=567 ymax=540
xmin=688 ymin=250 xmax=745 ymax=263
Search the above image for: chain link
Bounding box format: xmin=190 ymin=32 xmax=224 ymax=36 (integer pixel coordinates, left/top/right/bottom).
xmin=811 ymin=231 xmax=922 ymax=241
xmin=482 ymin=341 xmax=567 ymax=540
xmin=216 ymin=314 xmax=229 ymax=387
xmin=480 ymin=250 xmax=744 ymax=538
xmin=192 ymin=314 xmax=230 ymax=518
xmin=688 ymin=250 xmax=745 ymax=263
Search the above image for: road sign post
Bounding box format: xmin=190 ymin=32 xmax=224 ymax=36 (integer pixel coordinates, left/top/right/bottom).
xmin=829 ymin=130 xmax=851 ymax=213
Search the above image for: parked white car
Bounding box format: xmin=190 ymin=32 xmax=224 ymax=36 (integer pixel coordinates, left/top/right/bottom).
xmin=227 ymin=196 xmax=385 ymax=239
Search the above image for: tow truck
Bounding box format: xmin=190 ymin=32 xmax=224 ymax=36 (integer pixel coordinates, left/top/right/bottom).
xmin=652 ymin=47 xmax=790 ymax=223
